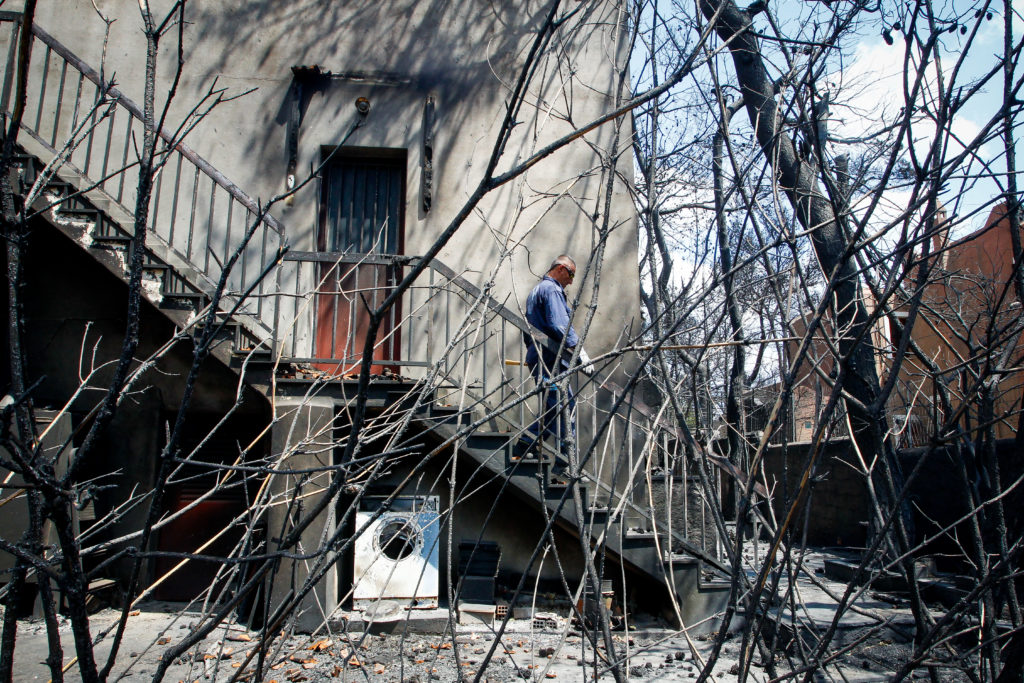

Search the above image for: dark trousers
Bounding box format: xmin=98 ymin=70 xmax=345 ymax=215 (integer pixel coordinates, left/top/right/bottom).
xmin=526 ymin=358 xmax=576 ymax=457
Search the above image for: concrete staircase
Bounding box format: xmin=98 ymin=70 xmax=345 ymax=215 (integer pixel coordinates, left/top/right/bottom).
xmin=270 ymin=378 xmax=733 ymax=627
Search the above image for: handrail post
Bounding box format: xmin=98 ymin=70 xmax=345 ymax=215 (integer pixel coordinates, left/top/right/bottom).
xmin=0 ymin=13 xmax=22 ymax=116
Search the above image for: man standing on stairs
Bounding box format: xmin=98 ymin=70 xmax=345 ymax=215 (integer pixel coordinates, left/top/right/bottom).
xmin=523 ymin=255 xmax=594 ymax=469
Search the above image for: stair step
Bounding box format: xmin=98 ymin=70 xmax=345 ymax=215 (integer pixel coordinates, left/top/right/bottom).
xmin=623 ymin=528 xmax=658 ymax=539
xmin=536 ymin=487 xmax=589 ymax=522
xmin=58 ymin=205 xmax=100 ymax=217
xmin=664 ymin=553 xmax=700 ymax=568
xmin=473 ymin=430 xmax=515 ymax=439
xmin=543 ymin=479 xmax=589 ymax=513
xmin=465 ymin=431 xmax=513 ymax=453
xmin=378 ymin=390 xmax=421 ymax=414
xmin=230 ymin=348 xmax=274 ymax=368
xmin=430 ymin=404 xmax=460 ymax=415
xmin=44 ymin=178 xmax=75 ymax=193
xmin=619 ymin=526 xmax=661 ymax=552
xmin=507 ymin=451 xmax=553 ymax=468
xmin=161 ymin=274 xmax=206 ymax=299
xmin=142 ymin=252 xmax=168 ymax=268
xmin=92 ymin=233 xmax=132 ymax=243
xmin=507 ymin=434 xmax=567 ymax=463
xmin=427 ymin=409 xmax=483 ymax=431
xmin=194 ymin=320 xmax=241 ymax=344
xmin=544 ymin=471 xmax=586 ymax=488
xmin=231 ymin=328 xmax=273 ymax=357
xmin=92 ymin=216 xmax=133 ymax=242
xmin=338 ymin=397 xmax=389 ymax=410
xmin=230 ymin=345 xmax=273 ymax=360
xmin=195 ymin=317 xmax=240 ymax=328
xmin=162 ymin=290 xmax=206 ymax=300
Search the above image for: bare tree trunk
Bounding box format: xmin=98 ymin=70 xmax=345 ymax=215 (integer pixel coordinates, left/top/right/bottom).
xmin=712 ymin=107 xmax=748 ymax=518
xmin=698 ymin=0 xmax=886 ymax=465
xmin=697 ymin=4 xmax=948 ymax=680
xmin=0 ymin=5 xmax=41 ymax=681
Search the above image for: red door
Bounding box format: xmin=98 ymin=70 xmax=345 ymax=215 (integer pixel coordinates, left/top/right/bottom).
xmin=313 ymin=152 xmax=404 ymax=376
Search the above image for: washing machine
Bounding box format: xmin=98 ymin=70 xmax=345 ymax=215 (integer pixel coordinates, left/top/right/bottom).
xmin=353 ymin=495 xmax=440 ymax=608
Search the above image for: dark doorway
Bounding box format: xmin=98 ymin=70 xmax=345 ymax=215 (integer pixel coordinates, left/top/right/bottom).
xmin=153 ymin=414 xmax=266 ymax=602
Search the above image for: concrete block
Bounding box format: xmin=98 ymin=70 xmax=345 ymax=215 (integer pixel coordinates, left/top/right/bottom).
xmin=267 ymin=397 xmax=339 ymax=633
xmin=458 ymin=603 xmax=496 ymax=626
xmin=512 ymin=606 xmax=534 ymax=620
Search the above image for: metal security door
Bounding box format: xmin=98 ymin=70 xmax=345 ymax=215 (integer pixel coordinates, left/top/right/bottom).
xmin=314 ymin=154 xmax=404 ymax=375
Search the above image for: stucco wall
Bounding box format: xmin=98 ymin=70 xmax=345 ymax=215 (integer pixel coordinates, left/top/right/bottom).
xmin=30 ymin=0 xmax=641 ymax=365
xmin=11 ymin=0 xmax=644 ymax=610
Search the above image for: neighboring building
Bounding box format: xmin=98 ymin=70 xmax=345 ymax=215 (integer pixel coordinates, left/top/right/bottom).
xmin=750 ymin=204 xmax=1023 ymax=550
xmin=880 ymin=203 xmax=1024 ymax=445
xmin=777 ymin=203 xmax=1022 ymax=447
xmin=0 ymin=2 xmax=728 ymax=629
xmin=775 ymin=313 xmax=848 ymax=444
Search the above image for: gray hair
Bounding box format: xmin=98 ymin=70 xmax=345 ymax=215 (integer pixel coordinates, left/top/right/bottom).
xmin=548 ymin=254 xmax=576 ymax=272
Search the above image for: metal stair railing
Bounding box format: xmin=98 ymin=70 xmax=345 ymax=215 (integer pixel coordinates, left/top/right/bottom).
xmin=0 ymin=13 xmax=283 ymax=344
xmin=269 ymin=250 xmax=726 ymax=569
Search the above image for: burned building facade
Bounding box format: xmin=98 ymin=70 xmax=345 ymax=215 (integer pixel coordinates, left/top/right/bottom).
xmin=1 ymin=0 xmax=729 ymax=630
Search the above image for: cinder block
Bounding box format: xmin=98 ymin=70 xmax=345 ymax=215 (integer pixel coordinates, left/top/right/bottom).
xmin=458 ymin=602 xmax=496 ymax=625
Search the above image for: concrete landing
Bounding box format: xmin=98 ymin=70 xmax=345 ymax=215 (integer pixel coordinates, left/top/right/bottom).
xmin=331 ymin=607 xmax=452 ymax=634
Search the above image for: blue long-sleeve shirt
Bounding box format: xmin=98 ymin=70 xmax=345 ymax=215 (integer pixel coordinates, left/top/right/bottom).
xmin=525 ymin=276 xmax=579 ymax=371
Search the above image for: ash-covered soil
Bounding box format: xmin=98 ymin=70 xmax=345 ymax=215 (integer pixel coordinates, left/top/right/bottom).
xmin=4 ymin=548 xmax=984 ymax=681
xmin=7 ymin=608 xmax=708 ymax=681
xmin=7 ymin=608 xmax=959 ymax=682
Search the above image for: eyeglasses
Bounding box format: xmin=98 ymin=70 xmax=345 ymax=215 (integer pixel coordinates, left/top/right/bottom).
xmin=563 ymin=265 xmax=576 ymax=278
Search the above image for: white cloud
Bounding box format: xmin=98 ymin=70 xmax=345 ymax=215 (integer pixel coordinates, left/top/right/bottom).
xmin=833 ymin=40 xmax=991 ymax=160
xmin=832 ymin=38 xmax=1005 ymax=234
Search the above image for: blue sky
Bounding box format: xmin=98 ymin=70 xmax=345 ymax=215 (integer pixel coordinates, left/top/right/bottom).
xmin=631 ymin=2 xmax=1022 ymax=241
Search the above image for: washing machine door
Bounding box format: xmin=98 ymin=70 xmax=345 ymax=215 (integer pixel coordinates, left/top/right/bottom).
xmin=353 ymin=497 xmax=440 ymax=607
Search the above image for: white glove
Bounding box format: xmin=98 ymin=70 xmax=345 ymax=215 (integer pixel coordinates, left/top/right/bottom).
xmin=578 ymin=348 xmax=595 ymax=376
